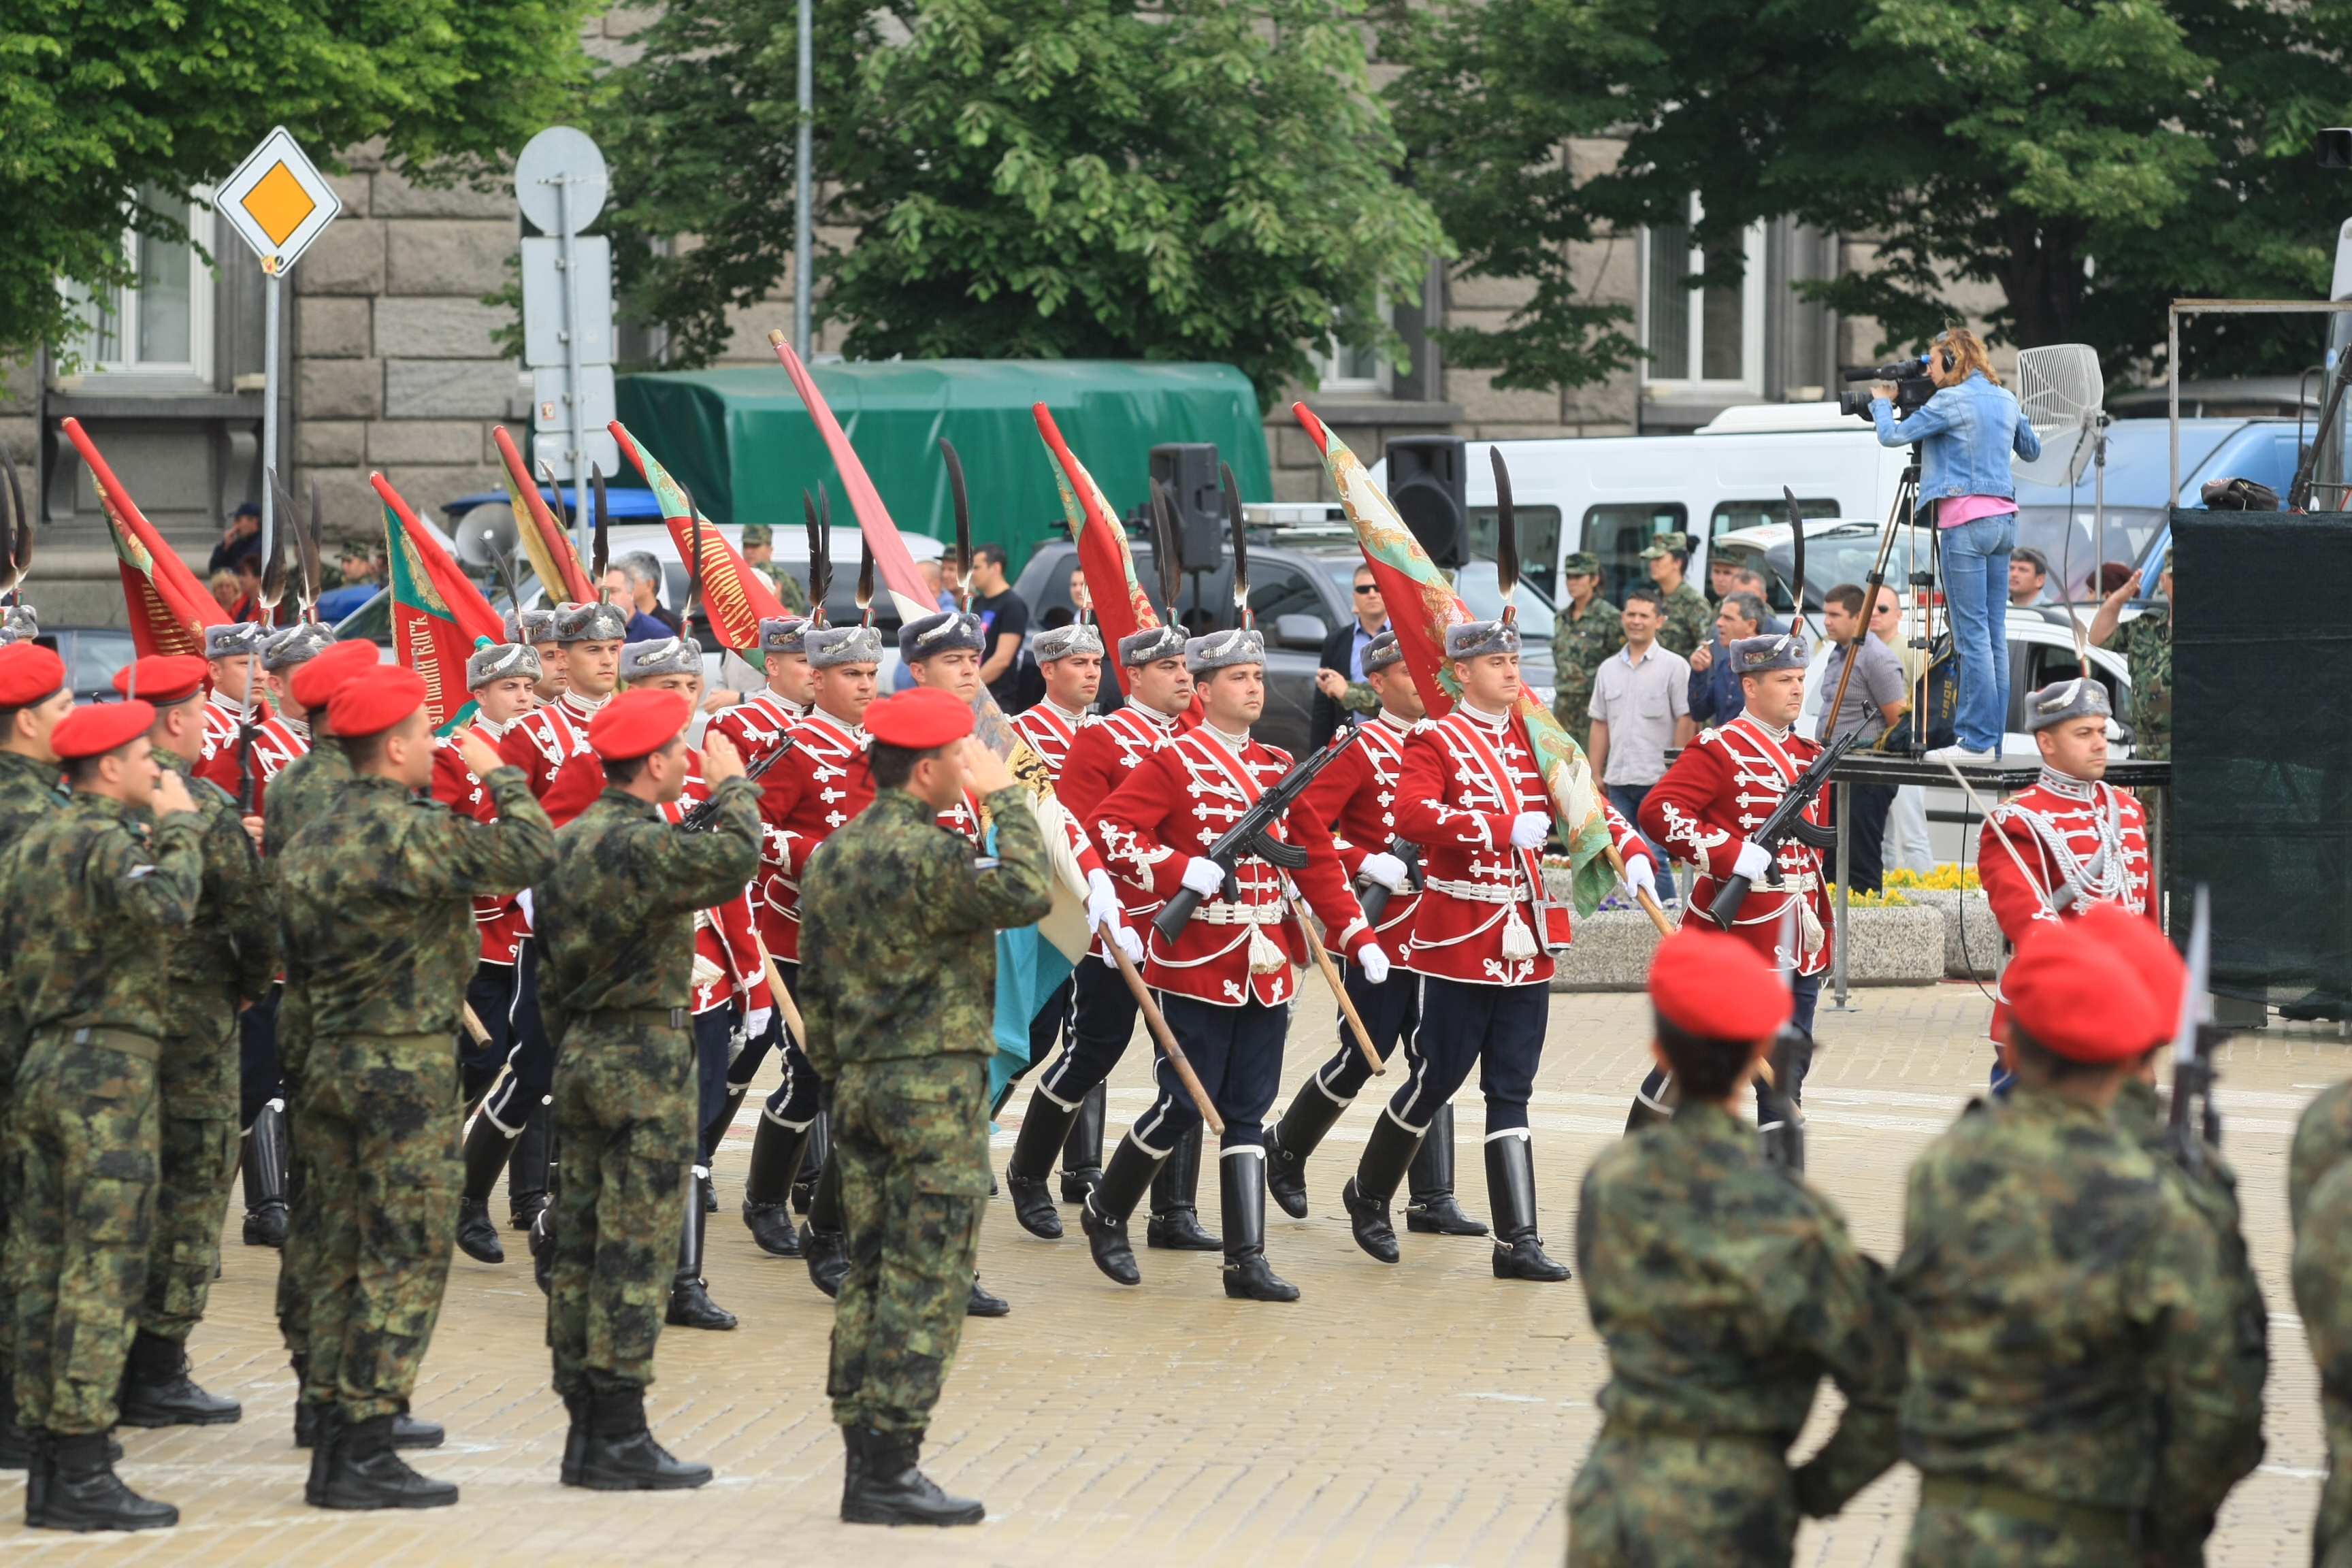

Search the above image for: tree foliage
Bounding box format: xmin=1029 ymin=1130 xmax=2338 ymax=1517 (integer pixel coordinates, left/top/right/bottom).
xmin=1 ymin=0 xmax=598 ymax=360
xmin=1384 ymin=0 xmax=2352 ymax=387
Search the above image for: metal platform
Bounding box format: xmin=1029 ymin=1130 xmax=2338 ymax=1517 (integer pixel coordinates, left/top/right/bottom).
xmin=1825 ymin=754 xmax=2171 ymax=791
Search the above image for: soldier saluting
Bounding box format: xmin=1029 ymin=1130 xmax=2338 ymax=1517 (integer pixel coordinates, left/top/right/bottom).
xmin=798 ymin=685 xmax=1053 ymax=1526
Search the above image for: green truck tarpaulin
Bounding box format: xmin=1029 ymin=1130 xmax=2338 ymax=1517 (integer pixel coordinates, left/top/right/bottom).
xmin=612 ymin=359 xmax=1272 ymax=570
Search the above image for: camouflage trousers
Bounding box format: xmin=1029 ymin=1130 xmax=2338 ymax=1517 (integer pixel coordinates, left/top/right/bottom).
xmin=143 ymin=1018 xmax=240 ymax=1345
xmin=274 ymin=984 xmax=314 ymax=1360
xmin=301 ymin=1031 xmax=461 ymax=1424
xmin=2321 ymin=1390 xmax=2352 ymax=1568
xmin=547 ymin=1016 xmax=694 ymax=1397
xmin=1902 ymin=1495 xmax=2142 ymax=1568
xmin=6 ymin=1031 xmax=159 ymax=1437
xmin=1567 ymin=1426 xmax=1797 ymax=1567
xmin=828 ymin=1055 xmax=988 ymax=1435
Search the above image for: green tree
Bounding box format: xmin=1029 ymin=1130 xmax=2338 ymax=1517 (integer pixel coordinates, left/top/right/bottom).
xmin=1385 ymin=0 xmax=2352 ymax=387
xmin=2 ymin=0 xmax=598 ymax=360
xmin=608 ymin=0 xmax=1447 ymax=408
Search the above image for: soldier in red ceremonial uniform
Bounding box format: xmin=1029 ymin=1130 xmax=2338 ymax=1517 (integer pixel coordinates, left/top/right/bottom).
xmin=195 ymin=623 xmax=268 ymax=801
xmin=439 ymin=639 xmax=556 ymax=1267
xmin=1264 ymin=631 xmax=1482 ymax=1236
xmin=1339 ymin=616 xmax=1649 ymax=1282
xmin=1088 ymin=627 xmax=1382 ymax=1301
xmin=1635 ymin=631 xmax=1831 ymax=1162
xmin=1002 ymin=624 xmax=1188 ymax=1239
xmin=1976 ymin=676 xmax=2151 ymax=1091
xmin=498 ymin=602 xmax=627 ymax=828
xmin=708 ymin=615 xmax=814 ymax=771
xmin=511 ymin=608 xmax=565 ymax=704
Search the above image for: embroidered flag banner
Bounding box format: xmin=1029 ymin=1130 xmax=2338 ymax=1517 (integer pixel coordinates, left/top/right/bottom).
xmin=62 ymin=417 xmax=229 ymax=657
xmin=491 ymin=425 xmax=596 ymax=606
xmin=610 ymin=421 xmax=789 ymax=652
xmin=1033 ymin=404 xmax=1157 ymax=649
xmin=374 ymin=472 xmax=506 ymax=732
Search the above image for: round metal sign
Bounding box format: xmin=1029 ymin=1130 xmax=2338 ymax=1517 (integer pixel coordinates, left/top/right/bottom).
xmin=514 ymin=126 xmax=608 ymax=234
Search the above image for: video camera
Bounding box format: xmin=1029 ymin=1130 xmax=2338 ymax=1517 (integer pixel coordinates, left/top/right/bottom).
xmin=1838 ymin=358 xmax=1936 ymax=421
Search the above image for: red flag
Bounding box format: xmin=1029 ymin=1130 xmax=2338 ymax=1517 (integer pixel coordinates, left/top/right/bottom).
xmin=609 ymin=422 xmax=787 ymax=651
xmin=373 ymin=472 xmax=507 ymax=731
xmin=491 ymin=426 xmax=596 ymax=605
xmin=1032 ymin=404 xmax=1158 ymax=652
xmin=61 ymin=417 xmax=230 ymax=657
xmin=768 ymin=333 xmax=936 ymax=621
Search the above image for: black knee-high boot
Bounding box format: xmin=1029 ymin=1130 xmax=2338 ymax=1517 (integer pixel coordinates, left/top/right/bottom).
xmin=506 ymin=1102 xmax=552 ymax=1230
xmin=1219 ymin=1146 xmax=1297 ymax=1302
xmin=241 ymin=1101 xmax=289 ymax=1248
xmin=667 ymin=1167 xmax=736 ymax=1329
xmin=1005 ymin=1087 xmax=1082 ymax=1239
xmin=1146 ymin=1124 xmax=1220 ymax=1250
xmin=1078 ymin=1135 xmax=1165 ymax=1286
xmin=1264 ymin=1075 xmax=1350 ymax=1220
xmin=1058 ymin=1081 xmax=1107 ymax=1203
xmin=457 ymin=1112 xmax=513 ymax=1264
xmin=740 ymin=1112 xmax=808 ymax=1257
xmin=1404 ymin=1105 xmax=1487 ymax=1236
xmin=1484 ymin=1130 xmax=1571 ymax=1282
xmin=1341 ymin=1113 xmax=1423 ymax=1264
xmin=800 ymin=1154 xmax=847 ymax=1298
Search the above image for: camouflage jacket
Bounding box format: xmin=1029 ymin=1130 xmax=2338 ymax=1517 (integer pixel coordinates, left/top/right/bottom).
xmin=1891 ymin=1085 xmax=2264 ymax=1521
xmin=0 ymin=793 xmax=204 ymax=1043
xmin=151 ymin=743 xmax=279 ymax=1041
xmin=2293 ymin=1080 xmax=2352 ymax=1230
xmin=1576 ymin=1100 xmax=1903 ymax=1513
xmin=799 ymin=785 xmax=1054 ymax=1079
xmin=2292 ymin=1082 xmax=2352 ymax=1566
xmin=2100 ymin=604 xmax=2171 ymax=761
xmin=1655 ymin=580 xmax=1711 ymax=659
xmin=262 ymin=741 xmax=350 ymax=856
xmin=537 ymin=779 xmax=762 ymax=1037
xmin=278 ymin=769 xmax=554 ymax=1040
xmin=0 ymin=749 xmax=65 ymax=853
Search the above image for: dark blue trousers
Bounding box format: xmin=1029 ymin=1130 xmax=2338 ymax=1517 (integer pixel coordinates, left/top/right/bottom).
xmin=1036 ymin=955 xmax=1141 ymax=1108
xmin=1386 ymin=974 xmax=1551 ymax=1134
xmin=693 ymin=1004 xmax=736 ymax=1160
xmin=1301 ymin=957 xmax=1419 ymax=1104
xmin=734 ymin=961 xmax=823 ymax=1128
xmin=1130 ymin=993 xmax=1288 ymax=1153
xmin=459 ymin=960 xmax=517 ymax=1107
xmin=480 ymin=938 xmax=556 ymax=1134
xmin=239 ymin=984 xmax=284 ymax=1128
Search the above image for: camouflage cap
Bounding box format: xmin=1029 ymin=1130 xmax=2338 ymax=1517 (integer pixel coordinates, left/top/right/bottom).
xmin=758 ymin=615 xmax=809 ymax=655
xmin=1561 ymin=552 xmax=1602 ymax=578
xmin=1032 ymin=621 xmax=1103 ymax=662
xmin=2023 ymin=675 xmax=2112 ymax=734
xmin=806 ymin=623 xmax=885 ymax=669
xmin=553 ymin=601 xmax=630 ymax=644
xmin=898 ymin=609 xmax=986 ymax=664
xmin=1362 ymin=628 xmax=1405 ymax=672
xmin=619 ymin=636 xmax=700 ymax=682
xmin=261 ymin=621 xmax=337 ymax=671
xmin=1186 ymin=626 xmax=1265 ymax=674
xmin=467 ymin=640 xmax=544 ymax=690
xmin=206 ymin=623 xmax=267 ymax=660
xmin=740 ymin=524 xmax=772 ymax=547
xmin=510 ymin=607 xmax=559 ymax=646
xmin=1639 ymin=532 xmax=1693 ymax=559
xmin=1730 ymin=630 xmax=1806 ymax=676
xmin=0 ymin=604 xmax=37 ymax=646
xmin=1444 ymin=619 xmax=1519 ymax=660
xmin=1120 ymin=624 xmax=1187 ymax=666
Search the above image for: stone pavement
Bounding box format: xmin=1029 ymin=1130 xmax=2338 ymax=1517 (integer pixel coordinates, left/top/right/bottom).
xmin=1 ymin=981 xmax=2338 ymax=1565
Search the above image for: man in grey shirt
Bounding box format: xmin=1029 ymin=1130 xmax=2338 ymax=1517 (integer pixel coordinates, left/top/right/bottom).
xmin=1588 ymin=585 xmax=1693 ymax=892
xmin=1816 ymin=582 xmax=1909 ymax=892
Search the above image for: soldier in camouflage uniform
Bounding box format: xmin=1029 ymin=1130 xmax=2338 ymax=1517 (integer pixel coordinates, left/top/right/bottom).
xmin=1548 ymin=551 xmax=1623 ymax=749
xmin=534 ymin=687 xmax=760 ymax=1489
xmin=106 ymin=657 xmax=280 ymax=1433
xmin=1639 ymin=533 xmax=1711 ymax=659
xmin=0 ymin=698 xmax=202 ymax=1530
xmin=2091 ymin=547 xmax=2172 ymax=762
xmin=1891 ymin=917 xmax=2263 ymax=1563
xmin=1570 ymin=925 xmax=1901 ymax=1565
xmin=800 ymin=685 xmax=1053 ymax=1526
xmin=277 ymin=666 xmax=553 ymax=1509
xmin=2293 ymin=1079 xmax=2352 ymax=1567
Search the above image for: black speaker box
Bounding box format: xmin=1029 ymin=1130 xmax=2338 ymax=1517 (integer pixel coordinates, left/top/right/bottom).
xmin=1386 ymin=436 xmax=1467 ymax=568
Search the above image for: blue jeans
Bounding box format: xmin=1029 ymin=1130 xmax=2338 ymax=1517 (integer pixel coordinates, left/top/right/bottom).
xmin=1939 ymin=513 xmax=2014 ymax=751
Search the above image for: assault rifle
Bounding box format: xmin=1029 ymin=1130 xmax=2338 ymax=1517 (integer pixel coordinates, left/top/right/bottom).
xmin=2168 ymin=885 xmax=2224 ymax=1173
xmin=679 ymin=732 xmax=799 ymax=832
xmin=1356 ymin=836 xmax=1422 ymax=926
xmin=1152 ymin=725 xmax=1365 ymax=944
xmin=1702 ymin=730 xmax=1855 ymax=931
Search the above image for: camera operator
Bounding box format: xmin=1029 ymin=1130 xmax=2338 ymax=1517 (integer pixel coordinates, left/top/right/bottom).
xmin=1869 ymin=328 xmax=2041 ymax=762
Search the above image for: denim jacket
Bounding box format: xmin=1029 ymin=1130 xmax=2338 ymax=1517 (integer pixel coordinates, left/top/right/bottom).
xmin=1870 ymin=370 xmax=2041 ymax=503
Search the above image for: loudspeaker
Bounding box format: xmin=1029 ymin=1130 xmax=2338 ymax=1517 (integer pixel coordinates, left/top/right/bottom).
xmin=1150 ymin=444 xmax=1225 ymax=573
xmin=1386 ymin=436 xmax=1467 ymax=569
xmin=2321 ymin=128 xmax=2352 ymax=168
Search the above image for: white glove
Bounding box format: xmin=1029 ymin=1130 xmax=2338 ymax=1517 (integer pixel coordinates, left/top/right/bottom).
xmin=1181 ymin=856 xmax=1227 ymax=897
xmin=743 ymin=1007 xmax=773 ymax=1041
xmin=515 ymin=888 xmax=534 ymax=924
xmin=1358 ymin=851 xmax=1409 ymax=892
xmin=1509 ymin=811 xmax=1551 ymax=850
xmin=1113 ymin=924 xmax=1145 ymax=965
xmin=1733 ymin=840 xmax=1773 ymax=882
xmin=1622 ymin=854 xmax=1658 ymax=905
xmin=1085 ymin=868 xmax=1123 ymax=931
xmin=1354 ymin=943 xmax=1391 ymax=985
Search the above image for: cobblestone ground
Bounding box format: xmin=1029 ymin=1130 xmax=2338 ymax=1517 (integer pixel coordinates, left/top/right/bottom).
xmin=1 ymin=981 xmax=2336 ymax=1565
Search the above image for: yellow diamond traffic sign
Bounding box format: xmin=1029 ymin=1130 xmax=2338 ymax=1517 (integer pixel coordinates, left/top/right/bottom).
xmin=216 ymin=126 xmax=341 ymax=270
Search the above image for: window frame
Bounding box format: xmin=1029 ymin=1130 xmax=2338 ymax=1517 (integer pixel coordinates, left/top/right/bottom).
xmin=1309 ymin=295 xmax=1394 ymax=397
xmin=1637 ymin=197 xmax=1765 ymax=397
xmin=60 ymin=189 xmax=216 ymax=386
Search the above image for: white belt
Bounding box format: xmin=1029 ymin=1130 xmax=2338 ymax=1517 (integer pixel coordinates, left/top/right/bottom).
xmin=1424 ymin=876 xmax=1530 ymax=905
xmin=1750 ymin=871 xmax=1819 ymax=894
xmin=1194 ymin=900 xmax=1286 ymax=926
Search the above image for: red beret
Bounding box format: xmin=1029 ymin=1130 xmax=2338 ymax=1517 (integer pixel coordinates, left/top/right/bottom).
xmin=2003 ymin=919 xmax=2161 ymax=1063
xmin=0 ymin=643 xmax=66 ymax=708
xmin=1646 ymin=924 xmax=1792 ymax=1041
xmin=588 ymin=687 xmax=690 ymax=762
xmin=326 ymin=666 xmax=429 ymax=739
xmin=865 ymin=687 xmax=975 ymax=750
xmin=110 ymin=655 xmax=206 ymax=706
xmin=52 ymin=700 xmax=155 ymax=762
xmin=2075 ymin=904 xmax=2184 ymax=1049
xmin=289 ymin=640 xmax=382 ymax=711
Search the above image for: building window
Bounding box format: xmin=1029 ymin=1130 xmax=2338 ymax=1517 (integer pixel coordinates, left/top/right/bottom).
xmin=63 ymin=187 xmax=214 ymax=383
xmin=1311 ymin=301 xmax=1392 ymax=396
xmin=1640 ymin=197 xmax=1764 ymax=396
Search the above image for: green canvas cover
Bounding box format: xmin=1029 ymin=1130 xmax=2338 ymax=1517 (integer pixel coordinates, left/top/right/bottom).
xmin=612 ymin=359 xmax=1271 ymax=570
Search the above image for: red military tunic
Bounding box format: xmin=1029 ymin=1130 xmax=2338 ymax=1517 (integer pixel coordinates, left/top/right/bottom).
xmin=1094 ymin=723 xmax=1367 ymax=1008
xmin=755 ymin=707 xmax=874 ymax=962
xmin=1977 ymin=766 xmax=2153 ymax=1040
xmin=1301 ymin=710 xmax=1422 ymax=949
xmin=664 ymin=749 xmax=777 ymax=1019
xmin=433 ymin=714 xmax=533 ymax=966
xmin=1010 ymin=700 xmax=1087 ymax=776
xmin=193 ymin=691 xmax=304 ymax=812
xmin=1394 ymin=702 xmax=1645 ymax=987
xmin=498 ymin=690 xmax=609 ymax=828
xmin=708 ymin=689 xmax=807 ymax=774
xmin=1059 ymin=703 xmax=1188 ymax=961
xmin=1639 ymin=714 xmax=1833 ymax=977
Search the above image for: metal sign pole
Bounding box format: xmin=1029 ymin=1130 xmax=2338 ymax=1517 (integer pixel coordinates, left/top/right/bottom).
xmin=557 ymin=174 xmax=590 ymax=568
xmin=261 ymin=258 xmax=280 ymax=589
xmin=794 ymin=0 xmax=814 ymax=359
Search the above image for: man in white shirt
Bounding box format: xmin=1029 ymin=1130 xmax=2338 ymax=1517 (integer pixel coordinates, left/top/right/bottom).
xmin=1586 ymin=586 xmax=1693 ymax=887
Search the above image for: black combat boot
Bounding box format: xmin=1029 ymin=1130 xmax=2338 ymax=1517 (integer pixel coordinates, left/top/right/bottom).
xmin=1341 ymin=1113 xmax=1423 ymax=1265
xmin=117 ymin=1328 xmax=242 ymax=1428
xmin=667 ymin=1169 xmax=738 ymax=1330
xmin=1219 ymin=1146 xmax=1298 ymax=1302
xmin=1264 ymin=1075 xmax=1350 ymax=1220
xmin=1079 ymin=1135 xmax=1166 ymax=1286
xmin=1146 ymin=1124 xmax=1220 ymax=1250
xmin=241 ymin=1101 xmax=289 ymax=1247
xmin=800 ymin=1154 xmax=849 ymax=1298
xmin=1058 ymin=1081 xmax=1107 ymax=1203
xmin=839 ymin=1426 xmax=984 ymax=1526
xmin=572 ymin=1387 xmax=712 ymax=1491
xmin=31 ymin=1430 xmax=176 ymax=1532
xmin=559 ymin=1389 xmax=589 ymax=1486
xmin=507 ymin=1103 xmax=553 ymax=1230
xmin=1404 ymin=1105 xmax=1488 ymax=1236
xmin=1624 ymin=1067 xmax=1676 ymax=1134
xmin=1485 ymin=1130 xmax=1571 ymax=1281
xmin=966 ymin=1273 xmax=1010 ymax=1318
xmin=456 ymin=1109 xmax=514 ymax=1264
xmin=740 ymin=1112 xmax=810 ymax=1257
xmin=793 ymin=1108 xmax=831 ymax=1214
xmin=314 ymin=1412 xmax=458 ymax=1509
xmin=0 ymin=1371 xmax=29 ymax=1468
xmin=1005 ymin=1085 xmax=1082 ymax=1239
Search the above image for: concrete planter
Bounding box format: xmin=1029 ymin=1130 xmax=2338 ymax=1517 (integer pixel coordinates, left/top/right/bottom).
xmin=1543 ymin=897 xmax=1948 ymax=992
xmin=1899 ymin=888 xmax=2004 ymax=979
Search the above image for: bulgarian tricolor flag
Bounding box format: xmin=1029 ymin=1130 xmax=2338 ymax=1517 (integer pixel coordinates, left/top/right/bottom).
xmin=610 ymin=421 xmax=789 ymax=652
xmin=61 ymin=417 xmax=228 ymax=657
xmin=372 ymin=472 xmax=506 ymax=732
xmin=1032 ymin=404 xmax=1156 ymax=649
xmin=491 ymin=426 xmax=595 ymax=606
xmin=1293 ymin=405 xmax=1618 ymax=917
